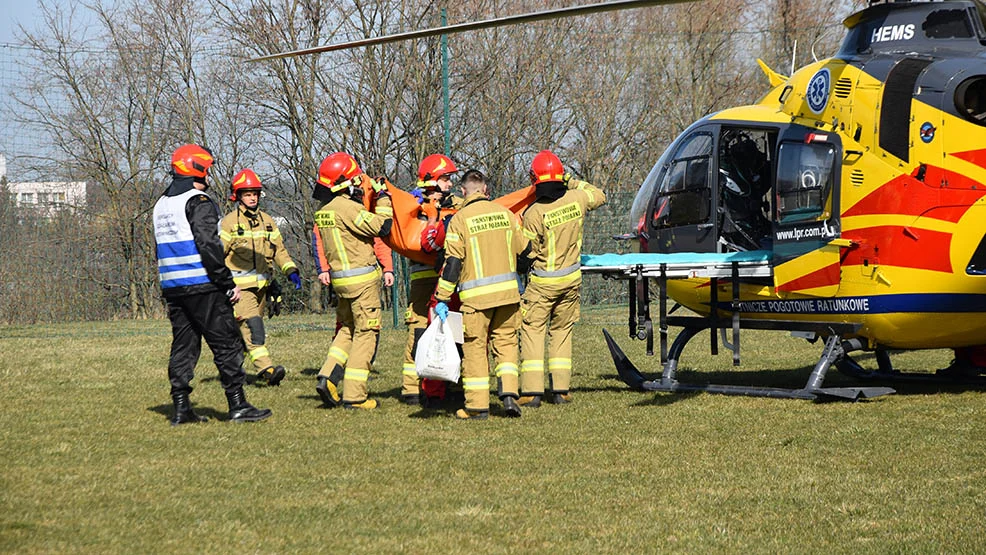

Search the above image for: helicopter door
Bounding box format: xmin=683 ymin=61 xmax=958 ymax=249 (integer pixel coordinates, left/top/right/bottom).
xmin=648 ymin=130 xmax=716 ymax=253
xmin=772 ymin=136 xmax=842 ymax=297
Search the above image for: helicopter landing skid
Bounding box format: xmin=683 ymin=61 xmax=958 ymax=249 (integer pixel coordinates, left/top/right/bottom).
xmin=603 ymin=325 xmax=895 ymax=402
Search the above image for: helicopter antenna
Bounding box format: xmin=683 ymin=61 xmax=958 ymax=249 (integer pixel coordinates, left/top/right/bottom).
xmin=810 ymin=28 xmax=831 ymax=62
xmin=249 ymin=0 xmax=694 ymax=62
xmin=791 ymin=40 xmax=797 ymax=75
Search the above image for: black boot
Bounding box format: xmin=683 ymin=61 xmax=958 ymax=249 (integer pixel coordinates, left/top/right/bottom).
xmin=316 ymin=364 xmax=344 ymax=407
xmin=170 ymin=392 xmax=208 ymax=426
xmin=225 ymin=387 xmax=272 ymax=423
xmin=502 ymin=396 xmax=522 ymax=418
xmin=257 ymin=365 xmax=286 ymax=387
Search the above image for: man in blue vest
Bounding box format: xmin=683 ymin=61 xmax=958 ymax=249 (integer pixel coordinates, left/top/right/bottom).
xmin=153 ymin=144 xmax=271 ymax=425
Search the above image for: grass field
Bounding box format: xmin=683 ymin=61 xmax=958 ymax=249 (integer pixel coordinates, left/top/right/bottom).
xmin=2 ymin=307 xmax=985 ymax=553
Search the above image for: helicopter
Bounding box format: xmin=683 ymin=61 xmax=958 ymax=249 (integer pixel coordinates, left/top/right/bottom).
xmin=255 ymin=0 xmax=986 ymax=401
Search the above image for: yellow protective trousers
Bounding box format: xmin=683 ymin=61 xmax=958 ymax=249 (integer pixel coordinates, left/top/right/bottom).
xmin=233 ymin=287 xmax=274 ymax=372
xmin=461 ymin=303 xmax=520 ymax=412
xmin=519 ymin=281 xmax=581 ymax=395
xmin=318 ymin=282 xmax=382 ymax=403
xmin=401 ymin=274 xmax=438 ymax=397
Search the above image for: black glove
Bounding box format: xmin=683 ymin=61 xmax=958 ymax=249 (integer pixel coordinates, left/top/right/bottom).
xmin=267 ymin=279 xmax=284 ymax=317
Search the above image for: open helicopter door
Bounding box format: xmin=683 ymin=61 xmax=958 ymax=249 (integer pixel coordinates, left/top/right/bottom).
xmin=771 ymin=130 xmax=843 ymax=297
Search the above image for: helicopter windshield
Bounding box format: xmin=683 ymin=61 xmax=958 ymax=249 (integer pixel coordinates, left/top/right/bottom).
xmin=776 ymin=142 xmax=836 ymax=223
xmin=629 ymin=138 xmax=676 ymax=236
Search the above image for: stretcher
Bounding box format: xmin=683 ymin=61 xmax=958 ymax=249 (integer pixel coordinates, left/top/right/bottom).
xmin=579 ymin=251 xmax=894 ymax=401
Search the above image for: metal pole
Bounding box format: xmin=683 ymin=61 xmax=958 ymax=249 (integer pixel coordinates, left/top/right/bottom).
xmin=441 ymin=8 xmax=450 ymax=156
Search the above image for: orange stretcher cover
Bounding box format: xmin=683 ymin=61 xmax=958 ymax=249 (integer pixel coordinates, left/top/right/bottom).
xmin=366 ymin=179 xmax=536 ymax=266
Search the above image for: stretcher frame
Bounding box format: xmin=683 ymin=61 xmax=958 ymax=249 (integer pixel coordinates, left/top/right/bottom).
xmin=580 ymin=252 xmax=894 ymax=401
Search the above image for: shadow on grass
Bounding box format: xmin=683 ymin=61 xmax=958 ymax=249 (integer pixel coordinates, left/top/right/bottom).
xmin=146 ymin=403 xmax=230 ymax=423
xmin=631 ymin=391 xmax=702 ymax=407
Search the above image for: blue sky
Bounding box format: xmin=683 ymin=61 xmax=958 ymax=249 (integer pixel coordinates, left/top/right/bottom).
xmin=0 ymin=0 xmax=44 ymax=44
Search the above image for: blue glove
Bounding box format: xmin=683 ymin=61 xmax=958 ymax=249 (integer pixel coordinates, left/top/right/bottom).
xmin=411 ymin=188 xmax=425 ymax=203
xmin=288 ymin=272 xmax=302 ymax=290
xmin=434 ymin=301 xmax=449 ymax=322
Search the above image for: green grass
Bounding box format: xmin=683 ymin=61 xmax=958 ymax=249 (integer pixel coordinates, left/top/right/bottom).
xmin=2 ymin=309 xmax=985 ymax=553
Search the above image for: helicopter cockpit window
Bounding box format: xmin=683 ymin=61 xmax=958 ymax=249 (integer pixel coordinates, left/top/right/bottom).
xmin=923 ymin=9 xmax=974 ymax=39
xmin=651 ymin=133 xmax=712 ymax=228
xmin=776 ymin=142 xmax=836 ymax=224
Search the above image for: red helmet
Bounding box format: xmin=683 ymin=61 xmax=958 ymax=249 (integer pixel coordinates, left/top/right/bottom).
xmin=317 ymin=152 xmax=362 ymax=193
xmin=172 ymin=144 xmax=214 ymax=179
xmin=529 ymin=150 xmax=565 ymax=185
xmin=417 ymin=154 xmax=458 ymax=189
xmin=229 ymin=168 xmax=262 ymax=201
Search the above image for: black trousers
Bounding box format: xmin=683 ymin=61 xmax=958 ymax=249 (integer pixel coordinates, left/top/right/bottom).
xmin=166 ymin=291 xmax=246 ymax=396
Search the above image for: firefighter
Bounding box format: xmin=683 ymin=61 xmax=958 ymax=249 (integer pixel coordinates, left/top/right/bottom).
xmin=219 ymin=168 xmax=302 ymax=387
xmin=311 ymin=152 xmax=393 ymax=410
xmin=153 ymin=144 xmax=271 ymax=425
xmin=433 ymin=169 xmax=531 ymax=419
xmin=517 ymin=150 xmax=606 ymax=407
xmin=397 ymin=153 xmax=460 ymax=405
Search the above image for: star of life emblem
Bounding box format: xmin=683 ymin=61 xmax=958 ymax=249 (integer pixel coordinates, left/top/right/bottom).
xmin=806 ymin=68 xmax=831 ymax=114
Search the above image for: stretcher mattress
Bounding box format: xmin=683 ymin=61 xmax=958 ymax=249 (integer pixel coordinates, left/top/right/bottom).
xmin=580 ymin=250 xmax=772 ymax=279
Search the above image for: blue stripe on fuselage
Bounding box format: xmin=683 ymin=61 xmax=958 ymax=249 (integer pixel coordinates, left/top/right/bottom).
xmin=714 ymin=293 xmax=986 ymax=315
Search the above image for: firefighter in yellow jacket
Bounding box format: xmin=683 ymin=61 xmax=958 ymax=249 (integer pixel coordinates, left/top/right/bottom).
xmin=433 ymin=169 xmax=531 ymax=419
xmin=311 ymin=152 xmax=392 ymax=410
xmin=219 ymin=169 xmax=301 ymax=386
xmin=518 ymin=150 xmax=606 ymax=406
xmin=397 ymin=153 xmax=460 ymax=405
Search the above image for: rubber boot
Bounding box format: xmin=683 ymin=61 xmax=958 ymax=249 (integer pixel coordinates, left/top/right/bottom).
xmin=316 ymin=365 xmax=344 ymax=407
xmin=226 ymin=387 xmax=272 ymax=422
xmin=344 ymin=399 xmax=379 ymax=411
xmin=257 ymin=365 xmax=286 ymax=386
xmin=170 ymin=392 xmax=208 ymax=426
xmin=455 ymin=408 xmax=489 ymax=420
xmin=518 ymin=395 xmax=542 ymax=408
xmin=502 ymin=396 xmax=522 ymax=418
xmin=550 ymin=393 xmax=573 ymax=404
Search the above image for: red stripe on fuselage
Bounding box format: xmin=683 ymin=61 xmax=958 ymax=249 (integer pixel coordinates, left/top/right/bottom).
xmin=841 ymin=226 xmax=952 ymax=273
xmin=951 ymin=148 xmax=986 ymax=171
xmin=776 ymin=262 xmax=840 ymax=292
xmin=842 ymin=166 xmax=986 ymax=223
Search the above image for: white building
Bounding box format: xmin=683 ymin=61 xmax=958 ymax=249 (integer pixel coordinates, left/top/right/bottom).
xmin=9 ymin=181 xmax=87 ymax=210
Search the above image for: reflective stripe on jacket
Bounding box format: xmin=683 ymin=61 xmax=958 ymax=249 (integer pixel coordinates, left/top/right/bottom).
xmin=313 ymin=194 xmax=388 ymax=297
xmin=220 ymin=205 xmax=297 ymax=289
xmin=435 ymin=192 xmax=530 ymax=310
xmin=522 ymin=180 xmax=605 ymax=288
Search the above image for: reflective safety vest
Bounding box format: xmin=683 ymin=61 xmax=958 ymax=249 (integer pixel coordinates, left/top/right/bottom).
xmin=154 ymin=188 xmax=210 ymax=290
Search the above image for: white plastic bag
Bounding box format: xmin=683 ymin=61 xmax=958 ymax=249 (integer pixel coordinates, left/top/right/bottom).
xmin=414 ymin=317 xmax=461 ymax=382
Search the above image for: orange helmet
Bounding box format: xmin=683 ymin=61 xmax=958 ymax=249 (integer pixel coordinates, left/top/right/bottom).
xmin=417 ymin=154 xmax=458 ymax=189
xmin=529 ymin=150 xmax=565 ymax=185
xmin=317 ymin=152 xmax=362 ymax=193
xmin=229 ymin=168 xmax=262 ymax=201
xmin=171 ymin=144 xmax=214 ymax=179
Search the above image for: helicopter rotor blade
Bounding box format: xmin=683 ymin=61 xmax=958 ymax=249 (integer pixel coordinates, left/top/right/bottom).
xmin=250 ymin=0 xmax=693 ymax=62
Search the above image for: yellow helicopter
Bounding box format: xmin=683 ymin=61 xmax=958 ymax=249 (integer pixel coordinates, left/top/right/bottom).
xmin=256 ymin=0 xmax=986 ymax=401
